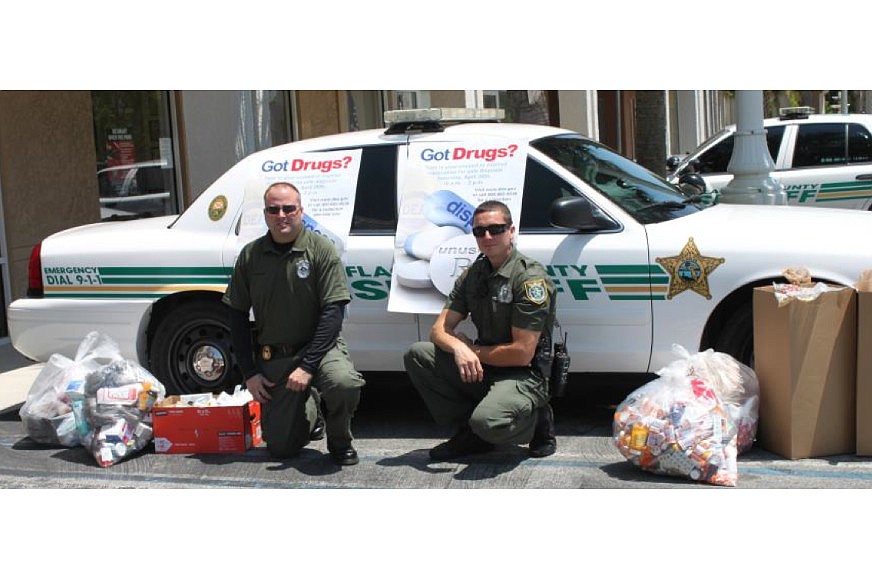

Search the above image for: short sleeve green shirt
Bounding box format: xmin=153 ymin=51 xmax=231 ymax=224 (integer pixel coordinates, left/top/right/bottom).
xmin=222 ymin=227 xmax=350 ymax=347
xmin=445 ymin=247 xmax=554 ymax=346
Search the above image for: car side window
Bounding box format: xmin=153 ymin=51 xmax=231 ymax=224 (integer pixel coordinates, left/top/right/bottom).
xmin=765 ymin=125 xmax=785 ymax=162
xmin=519 ymin=158 xmax=592 ymax=232
xmin=696 ymin=134 xmax=734 ymax=173
xmin=695 ymin=126 xmax=784 ymax=174
xmin=848 ymin=123 xmax=872 ymax=164
xmin=793 ymin=123 xmax=846 ymax=167
xmin=350 ymin=145 xmax=398 ymax=234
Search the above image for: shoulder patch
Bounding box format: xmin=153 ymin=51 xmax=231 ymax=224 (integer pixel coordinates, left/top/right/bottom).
xmin=523 ymin=278 xmax=548 ymax=305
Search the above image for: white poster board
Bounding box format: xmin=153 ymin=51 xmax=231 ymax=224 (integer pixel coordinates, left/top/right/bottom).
xmin=238 ymin=150 xmax=362 ymax=260
xmin=388 ymin=140 xmax=527 ymax=313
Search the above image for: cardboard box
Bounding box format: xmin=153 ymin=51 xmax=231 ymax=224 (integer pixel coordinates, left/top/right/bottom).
xmin=152 ymin=396 xmax=262 ymax=454
xmin=857 ymin=291 xmax=872 ymax=455
xmin=753 ymin=285 xmax=856 ymax=459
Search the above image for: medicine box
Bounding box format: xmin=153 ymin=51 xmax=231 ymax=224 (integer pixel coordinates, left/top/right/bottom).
xmin=152 ymin=396 xmax=262 ymax=454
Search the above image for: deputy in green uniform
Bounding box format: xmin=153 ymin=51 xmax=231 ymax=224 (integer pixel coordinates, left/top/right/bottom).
xmin=223 ymin=182 xmax=365 ymax=465
xmin=404 ymin=200 xmax=557 ymax=461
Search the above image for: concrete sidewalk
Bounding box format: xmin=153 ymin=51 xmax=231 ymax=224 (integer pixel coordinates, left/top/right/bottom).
xmin=0 ymin=341 xmax=44 ymax=414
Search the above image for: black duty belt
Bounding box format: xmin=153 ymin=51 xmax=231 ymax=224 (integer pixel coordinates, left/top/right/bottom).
xmin=259 ymin=343 xmax=301 ymax=361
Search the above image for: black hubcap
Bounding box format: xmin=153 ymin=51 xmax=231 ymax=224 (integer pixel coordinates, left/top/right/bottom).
xmin=171 ymin=322 xmax=232 ymax=392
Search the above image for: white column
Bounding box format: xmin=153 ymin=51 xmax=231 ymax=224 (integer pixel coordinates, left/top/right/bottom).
xmin=464 ymin=90 xmax=483 ymax=109
xmin=557 ymin=90 xmax=598 ymax=140
xmin=719 ymin=90 xmax=786 ymax=205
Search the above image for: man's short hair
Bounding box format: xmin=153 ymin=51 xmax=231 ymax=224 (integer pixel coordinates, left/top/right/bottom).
xmin=473 ymin=200 xmax=512 ymax=224
xmin=263 ymin=182 xmax=301 ymax=203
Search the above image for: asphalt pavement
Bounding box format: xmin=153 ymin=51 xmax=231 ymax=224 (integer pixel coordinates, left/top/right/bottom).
xmin=1 ymin=341 xmax=870 ymax=578
xmin=0 ymin=340 xmax=43 ymax=414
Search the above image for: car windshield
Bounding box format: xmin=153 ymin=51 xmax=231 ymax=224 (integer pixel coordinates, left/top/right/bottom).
xmin=532 ymin=134 xmax=701 ymax=224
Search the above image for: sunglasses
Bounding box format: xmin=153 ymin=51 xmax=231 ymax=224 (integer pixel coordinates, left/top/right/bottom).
xmin=264 ymin=205 xmax=298 ymax=215
xmin=471 ymin=223 xmax=510 ymax=237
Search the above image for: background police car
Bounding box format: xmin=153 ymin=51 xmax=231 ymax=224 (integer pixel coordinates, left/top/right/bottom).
xmin=667 ymin=108 xmax=872 ymax=210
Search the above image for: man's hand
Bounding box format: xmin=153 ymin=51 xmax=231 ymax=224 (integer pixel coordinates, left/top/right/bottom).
xmin=287 ymin=368 xmax=313 ymax=392
xmin=453 ymin=343 xmax=484 ymax=383
xmin=245 ymin=373 xmax=275 ymax=403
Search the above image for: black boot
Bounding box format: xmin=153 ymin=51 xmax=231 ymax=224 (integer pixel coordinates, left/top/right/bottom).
xmin=430 ymin=424 xmax=495 ymax=461
xmin=310 ymin=411 xmax=326 ymax=441
xmin=529 ymin=404 xmax=556 ymax=458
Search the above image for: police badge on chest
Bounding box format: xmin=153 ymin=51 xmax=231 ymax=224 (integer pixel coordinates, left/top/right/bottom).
xmin=296 ymin=259 xmax=311 ymax=279
xmin=495 ymin=283 xmax=512 ymax=303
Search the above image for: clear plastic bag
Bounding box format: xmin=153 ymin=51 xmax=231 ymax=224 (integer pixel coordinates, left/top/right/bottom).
xmin=19 ymin=332 xmax=123 ymax=446
xmin=612 ymin=345 xmax=760 ymax=486
xmin=81 ymin=359 xmax=165 ymax=467
xmin=657 ymin=345 xmax=760 ymax=455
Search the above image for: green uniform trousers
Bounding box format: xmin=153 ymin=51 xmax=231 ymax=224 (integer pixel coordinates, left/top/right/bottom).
xmin=258 ymin=336 xmax=364 ymax=458
xmin=404 ymin=341 xmax=548 ymax=446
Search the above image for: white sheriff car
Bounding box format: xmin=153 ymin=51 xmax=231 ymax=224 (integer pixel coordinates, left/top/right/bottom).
xmin=9 ymin=109 xmax=872 ymax=394
xmin=667 ymin=107 xmax=872 ymax=209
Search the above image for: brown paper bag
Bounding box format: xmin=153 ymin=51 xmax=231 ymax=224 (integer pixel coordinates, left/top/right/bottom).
xmin=753 ymin=285 xmax=856 ymax=459
xmin=857 ymin=290 xmax=872 ymax=454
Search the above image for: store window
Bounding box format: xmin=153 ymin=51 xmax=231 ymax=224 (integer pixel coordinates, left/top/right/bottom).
xmin=92 ymin=91 xmax=179 ymax=221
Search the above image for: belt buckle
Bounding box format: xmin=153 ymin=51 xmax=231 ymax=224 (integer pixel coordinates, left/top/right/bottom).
xmin=261 ymin=345 xmax=272 ymax=361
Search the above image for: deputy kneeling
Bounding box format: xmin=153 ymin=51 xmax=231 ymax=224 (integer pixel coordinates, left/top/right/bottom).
xmin=223 ymin=182 xmax=365 ymax=465
xmin=404 ymin=200 xmax=557 ymax=461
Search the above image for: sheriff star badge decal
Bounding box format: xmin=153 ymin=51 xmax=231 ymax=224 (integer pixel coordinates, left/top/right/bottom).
xmin=655 ymin=237 xmax=724 ymax=300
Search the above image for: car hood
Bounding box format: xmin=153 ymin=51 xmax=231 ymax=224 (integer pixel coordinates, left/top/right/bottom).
xmin=646 ymin=203 xmax=872 ymax=286
xmin=39 ymin=215 xmax=196 ymax=262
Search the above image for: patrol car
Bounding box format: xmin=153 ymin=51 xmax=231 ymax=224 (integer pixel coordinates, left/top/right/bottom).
xmin=666 ymin=107 xmax=872 ymax=209
xmin=9 ymin=108 xmax=872 ymax=395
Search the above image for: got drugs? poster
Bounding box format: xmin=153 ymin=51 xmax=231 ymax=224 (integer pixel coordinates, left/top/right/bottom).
xmin=388 ymin=140 xmax=527 ymax=313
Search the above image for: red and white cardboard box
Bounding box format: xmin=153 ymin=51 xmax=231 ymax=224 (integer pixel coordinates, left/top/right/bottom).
xmin=152 ymin=396 xmax=262 ymax=454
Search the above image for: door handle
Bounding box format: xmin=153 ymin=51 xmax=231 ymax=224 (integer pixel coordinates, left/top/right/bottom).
xmin=856 ymin=174 xmax=872 ymax=180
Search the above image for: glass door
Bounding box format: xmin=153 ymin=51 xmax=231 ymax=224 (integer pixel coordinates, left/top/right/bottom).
xmin=92 ymin=91 xmax=179 ymax=221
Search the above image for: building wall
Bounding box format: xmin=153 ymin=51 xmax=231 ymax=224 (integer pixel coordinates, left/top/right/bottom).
xmin=557 ymin=90 xmax=598 ymax=139
xmin=178 ymin=91 xmax=252 ymax=202
xmin=429 ymin=90 xmax=465 ymax=108
xmin=0 ymin=91 xmax=98 ymax=300
xmin=674 ymin=90 xmax=703 ymax=155
xmin=297 ymin=90 xmax=342 ymax=139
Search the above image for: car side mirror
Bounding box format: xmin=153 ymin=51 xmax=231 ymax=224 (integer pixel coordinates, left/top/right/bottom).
xmin=678 ymin=173 xmax=707 ymax=198
xmin=549 ymin=197 xmax=618 ymax=232
xmin=666 ymin=155 xmax=683 ymax=172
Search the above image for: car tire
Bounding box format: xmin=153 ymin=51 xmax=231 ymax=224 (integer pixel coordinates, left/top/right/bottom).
xmin=150 ymin=301 xmax=241 ymax=395
xmin=713 ymin=302 xmax=754 ymax=367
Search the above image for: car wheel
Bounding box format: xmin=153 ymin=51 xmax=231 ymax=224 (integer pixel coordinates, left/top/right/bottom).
xmin=713 ymin=303 xmax=754 ymax=367
xmin=150 ymin=301 xmax=241 ymax=395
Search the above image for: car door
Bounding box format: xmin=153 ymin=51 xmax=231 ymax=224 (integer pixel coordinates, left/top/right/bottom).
xmin=340 ymin=144 xmax=420 ymax=370
xmin=779 ymin=121 xmax=872 ymax=209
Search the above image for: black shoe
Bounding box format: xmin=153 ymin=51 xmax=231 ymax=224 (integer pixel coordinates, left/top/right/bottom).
xmin=310 ymin=413 xmax=326 ymax=441
xmin=529 ymin=404 xmax=557 ymax=458
xmin=429 ymin=424 xmax=495 ymax=461
xmin=328 ymin=444 xmax=359 ymax=466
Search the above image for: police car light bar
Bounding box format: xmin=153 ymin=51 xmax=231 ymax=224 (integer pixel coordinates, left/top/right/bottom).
xmin=779 ymin=106 xmax=814 ymax=119
xmin=384 ymin=108 xmax=505 ymax=125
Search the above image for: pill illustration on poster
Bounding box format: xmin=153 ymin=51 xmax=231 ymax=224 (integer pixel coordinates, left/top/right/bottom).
xmin=403 ymin=225 xmax=466 ymax=260
xmin=422 ymin=190 xmax=474 ymax=233
xmin=395 ymin=259 xmax=433 ymax=289
xmin=396 ymin=189 xmax=476 ymax=292
xmin=302 ymin=214 xmax=345 ymax=255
